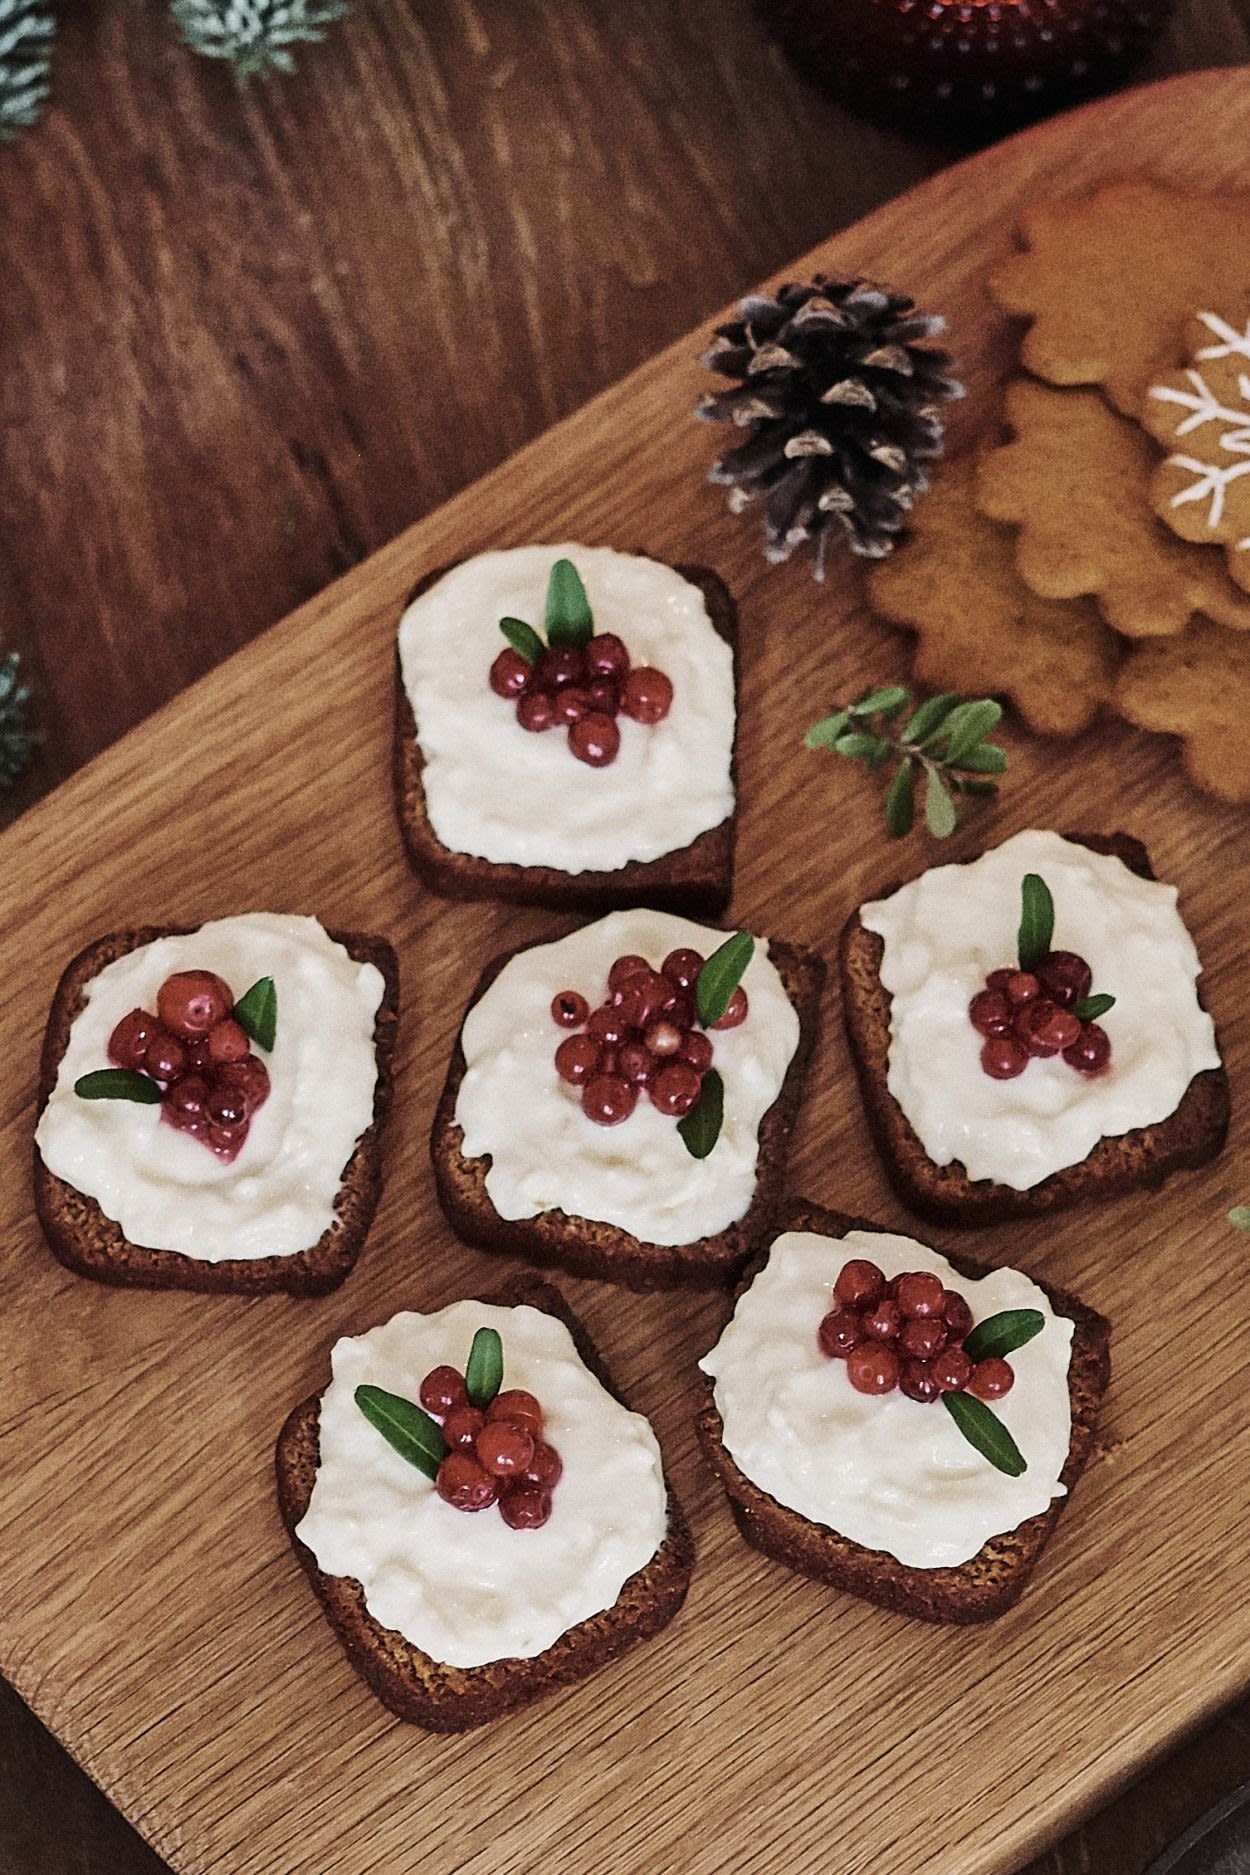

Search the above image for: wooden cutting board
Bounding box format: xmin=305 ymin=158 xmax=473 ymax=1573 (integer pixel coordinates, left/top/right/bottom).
xmin=3 ymin=67 xmax=1248 ymax=1875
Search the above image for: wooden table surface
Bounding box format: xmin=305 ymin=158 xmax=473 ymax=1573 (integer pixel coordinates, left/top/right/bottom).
xmin=2 ymin=3 xmax=1249 ymax=1871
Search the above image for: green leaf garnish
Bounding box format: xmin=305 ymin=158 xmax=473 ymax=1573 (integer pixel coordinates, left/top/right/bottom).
xmin=1229 ymin=1206 xmax=1250 ymax=1231
xmin=806 ymin=683 xmax=1007 ymax=844
xmin=499 ymin=616 xmax=544 ymax=665
xmin=696 ymin=931 xmax=754 ymax=1027
xmin=963 ymin=1309 xmax=1045 ymax=1364
xmin=804 ymin=711 xmax=850 ymax=749
xmin=942 ymin=1391 xmax=1027 ymax=1477
xmin=834 ymin=731 xmax=889 ymax=762
xmin=74 ymin=1069 xmax=163 ymax=1104
xmin=883 ymin=757 xmax=915 ymax=838
xmin=354 ymin=1385 xmax=447 ymax=1481
xmin=1017 ymin=874 xmax=1054 ymax=972
xmin=465 ymin=1327 xmax=504 ymax=1410
xmin=1073 ymin=993 xmax=1116 ymax=1023
xmin=957 ymin=742 xmax=1008 ymax=775
xmin=234 ymin=976 xmax=277 ymax=1052
xmin=850 ymin=684 xmax=909 ymax=718
xmin=924 ymin=767 xmax=957 ymax=839
xmin=941 ymin=698 xmax=1003 ymax=767
xmin=678 ymin=1068 xmax=724 ymax=1159
xmin=900 ymin=692 xmax=960 ymax=745
xmin=544 ymin=558 xmax=593 ymax=648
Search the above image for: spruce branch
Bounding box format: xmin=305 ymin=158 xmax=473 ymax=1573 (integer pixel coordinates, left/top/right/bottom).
xmin=0 ymin=648 xmax=36 ymax=787
xmin=806 ymin=686 xmax=1007 ymax=840
xmin=0 ymin=0 xmax=54 ymax=142
xmin=171 ymin=0 xmax=349 ymax=82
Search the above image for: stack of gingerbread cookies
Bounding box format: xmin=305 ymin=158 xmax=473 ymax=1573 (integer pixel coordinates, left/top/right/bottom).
xmin=868 ymin=178 xmax=1250 ymax=803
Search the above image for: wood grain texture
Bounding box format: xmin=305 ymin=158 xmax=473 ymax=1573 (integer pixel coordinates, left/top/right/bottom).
xmin=4 ymin=0 xmax=1250 ymax=1869
xmin=1 ymin=67 xmax=1249 ymax=1875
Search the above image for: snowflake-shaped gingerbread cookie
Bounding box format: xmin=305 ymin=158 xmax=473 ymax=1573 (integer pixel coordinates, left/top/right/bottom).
xmin=1143 ymin=310 xmax=1250 ymax=594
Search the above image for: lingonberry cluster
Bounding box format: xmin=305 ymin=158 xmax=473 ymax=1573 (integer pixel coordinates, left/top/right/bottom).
xmin=419 ymin=1364 xmax=562 ymax=1529
xmin=490 ymin=632 xmax=673 ymax=769
xmin=818 ymin=1257 xmax=1015 ymax=1404
xmin=106 ymin=971 xmax=270 ymax=1162
xmin=969 ymin=948 xmax=1111 ymax=1082
xmin=551 ymin=947 xmax=747 ymax=1127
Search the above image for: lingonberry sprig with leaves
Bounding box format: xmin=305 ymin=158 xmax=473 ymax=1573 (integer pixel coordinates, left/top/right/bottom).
xmin=805 ymin=686 xmax=1008 ymax=839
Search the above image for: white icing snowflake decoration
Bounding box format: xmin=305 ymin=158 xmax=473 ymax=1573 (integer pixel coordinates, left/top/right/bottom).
xmin=1148 ymin=312 xmax=1250 ymax=549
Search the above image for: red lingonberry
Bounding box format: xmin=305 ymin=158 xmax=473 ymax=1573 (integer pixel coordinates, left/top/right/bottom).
xmin=846 ymin=1343 xmax=900 ymax=1395
xmin=585 ymin=678 xmax=620 ymax=716
xmin=516 ymin=689 xmax=557 ymax=733
xmin=488 ymin=1390 xmax=544 ymax=1438
xmin=500 ymin=1484 xmax=553 ymax=1529
xmin=967 ymin=1357 xmax=1015 ymax=1402
xmin=568 ymin=712 xmax=620 ymax=767
xmin=943 ymin=1291 xmax=974 ymax=1340
xmin=679 ymin=1030 xmax=714 ymax=1075
xmin=143 ymin=1030 xmax=187 ymax=1084
xmin=899 ymin=1359 xmax=942 ymax=1404
xmin=896 ymin=1271 xmax=947 ymax=1319
xmin=208 ymin=1121 xmax=249 ymax=1159
xmin=1015 ymin=999 xmax=1078 ymax=1057
xmin=538 ymin=646 xmax=585 ymax=690
xmin=861 ymin=1299 xmax=902 ymax=1342
xmin=208 ymin=1018 xmax=250 ymax=1065
xmin=217 ymin=1055 xmax=270 ymax=1112
xmin=608 ymin=955 xmax=651 ymax=992
xmin=419 ymin=1365 xmax=468 ymax=1418
xmin=661 ymin=948 xmax=704 ymax=992
xmin=587 ymin=1005 xmax=630 ymax=1046
xmin=818 ymin=1308 xmax=862 ymax=1358
xmin=969 ymin=988 xmax=1013 ymax=1037
xmin=436 ymin=1452 xmax=500 ymax=1512
xmin=1064 ymin=1022 xmax=1112 ymax=1075
xmin=649 ymin=1060 xmax=702 ymax=1117
xmin=206 ymin=1083 xmax=249 ymax=1128
xmin=584 ymin=632 xmax=630 ymax=680
xmin=554 ymin=686 xmax=592 ymax=726
xmin=833 ymin=1258 xmax=886 ymax=1311
xmin=581 ymin=1072 xmax=637 ymax=1125
xmin=620 ymin=666 xmax=673 ymax=724
xmin=442 ymin=1406 xmax=486 ymax=1451
xmin=710 ymin=986 xmax=748 ymax=1031
xmin=165 ymin=1075 xmax=211 ymax=1129
xmin=986 ymin=968 xmax=1015 ymax=992
xmin=522 ymin=1441 xmax=563 ymax=1488
xmin=489 ymin=647 xmax=532 ymax=699
xmin=644 ymin=1018 xmax=683 ymax=1058
xmin=932 ymin=1346 xmax=973 ymax=1393
xmin=551 ymin=990 xmax=589 ymax=1029
xmin=1035 ymin=949 xmax=1093 ymax=1010
xmin=618 ymin=1040 xmax=657 ymax=1086
xmin=108 ymin=1008 xmax=160 ymax=1070
xmin=157 ymin=971 xmax=234 ymax=1039
xmin=900 ymin=1316 xmax=948 ymax=1361
xmin=1003 ymin=971 xmax=1041 ymax=1006
xmin=981 ymin=1036 xmax=1029 ymax=1079
xmin=475 ymin=1420 xmax=535 ymax=1478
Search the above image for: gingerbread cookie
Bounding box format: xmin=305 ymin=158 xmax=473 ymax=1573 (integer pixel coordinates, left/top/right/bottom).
xmin=866 ymin=456 xmax=1119 ymax=737
xmin=989 ymin=180 xmax=1250 ymax=418
xmin=1113 ymin=620 xmax=1250 ymax=803
xmin=1143 ymin=310 xmax=1250 ymax=593
xmin=976 ymin=379 xmax=1250 ymax=639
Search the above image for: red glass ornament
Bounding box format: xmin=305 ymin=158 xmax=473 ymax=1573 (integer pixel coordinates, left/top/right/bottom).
xmin=756 ymin=0 xmax=1174 ymax=142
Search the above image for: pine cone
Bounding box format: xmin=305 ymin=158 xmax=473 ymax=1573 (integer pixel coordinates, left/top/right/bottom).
xmin=695 ymin=277 xmax=963 ymax=577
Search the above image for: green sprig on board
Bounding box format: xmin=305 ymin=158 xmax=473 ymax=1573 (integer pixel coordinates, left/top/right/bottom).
xmin=170 ymin=0 xmax=349 ymax=82
xmin=1229 ymin=1206 xmax=1250 ymax=1232
xmin=0 ymin=648 xmax=36 ymax=785
xmin=806 ymin=686 xmax=1007 ymax=840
